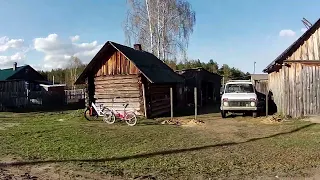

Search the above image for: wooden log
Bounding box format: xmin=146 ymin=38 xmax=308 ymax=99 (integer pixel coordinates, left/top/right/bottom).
xmin=292 ymin=64 xmax=296 ymax=118
xmin=94 ymin=80 xmax=138 ymax=86
xmin=302 ymin=41 xmax=308 ymax=60
xmin=309 ymin=66 xmax=313 ymax=115
xmin=313 ymin=30 xmax=319 ymax=60
xmin=317 ymin=66 xmax=320 ymax=114
xmin=95 ymin=97 xmax=141 ymax=103
xmin=289 ymin=67 xmax=292 ymax=117
xmin=306 ymin=66 xmax=310 ymax=115
xmin=95 ymin=75 xmax=138 ymax=80
xmin=95 ymin=102 xmax=140 ymax=108
xmin=299 ymin=64 xmax=303 ymax=117
xmin=95 ymin=86 xmax=139 ymax=91
xmin=94 ymin=94 xmax=140 ymax=99
xmin=308 ymin=36 xmax=314 ymax=60
xmin=95 ymin=83 xmax=139 ymax=88
xmin=95 ymin=89 xmax=140 ymax=94
xmin=302 ymin=65 xmax=307 ymax=116
xmin=281 ymin=68 xmax=285 ymax=116
xmin=313 ymin=65 xmax=316 ymax=115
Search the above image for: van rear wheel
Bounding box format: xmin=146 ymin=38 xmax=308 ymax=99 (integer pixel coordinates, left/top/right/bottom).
xmin=221 ymin=111 xmax=227 ymax=118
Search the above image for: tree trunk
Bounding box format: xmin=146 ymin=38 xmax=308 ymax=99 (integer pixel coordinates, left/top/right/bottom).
xmin=145 ymin=0 xmax=153 ymax=52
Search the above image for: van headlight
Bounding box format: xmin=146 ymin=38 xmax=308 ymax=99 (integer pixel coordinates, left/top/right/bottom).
xmin=250 ymin=101 xmax=256 ymax=107
xmin=223 ymin=102 xmax=229 ymax=106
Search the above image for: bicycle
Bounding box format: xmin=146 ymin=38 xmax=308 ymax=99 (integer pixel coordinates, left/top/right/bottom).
xmin=84 ymin=101 xmax=108 ymax=121
xmin=103 ymin=97 xmax=137 ymax=126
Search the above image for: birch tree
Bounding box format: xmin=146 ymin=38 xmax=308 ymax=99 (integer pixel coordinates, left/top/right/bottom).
xmin=69 ymin=56 xmax=83 ymax=90
xmin=123 ymin=0 xmax=196 ymax=61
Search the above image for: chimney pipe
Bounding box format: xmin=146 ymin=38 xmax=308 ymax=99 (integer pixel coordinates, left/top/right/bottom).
xmin=134 ymin=44 xmax=142 ymax=51
xmin=13 ymin=62 xmax=17 ymax=71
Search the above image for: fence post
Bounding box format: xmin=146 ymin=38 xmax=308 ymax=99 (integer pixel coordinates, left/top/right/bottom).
xmin=170 ymin=87 xmax=173 ymax=120
xmin=194 ymin=87 xmax=197 ymax=120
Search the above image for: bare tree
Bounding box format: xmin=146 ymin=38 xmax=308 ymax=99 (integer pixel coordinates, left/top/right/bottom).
xmin=69 ymin=56 xmax=83 ymax=90
xmin=123 ymin=0 xmax=196 ymax=61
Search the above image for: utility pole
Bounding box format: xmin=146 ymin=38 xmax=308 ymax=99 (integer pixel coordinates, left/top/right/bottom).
xmin=253 ymin=62 xmax=256 ymax=74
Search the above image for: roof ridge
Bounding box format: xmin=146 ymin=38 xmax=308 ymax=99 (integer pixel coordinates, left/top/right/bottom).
xmin=263 ymin=18 xmax=320 ymax=72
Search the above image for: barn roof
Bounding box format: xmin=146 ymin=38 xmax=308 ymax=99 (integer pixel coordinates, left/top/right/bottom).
xmin=75 ymin=41 xmax=184 ymax=84
xmin=0 ymin=65 xmax=28 ymax=81
xmin=263 ymin=18 xmax=320 ymax=73
xmin=250 ymin=74 xmax=268 ymax=81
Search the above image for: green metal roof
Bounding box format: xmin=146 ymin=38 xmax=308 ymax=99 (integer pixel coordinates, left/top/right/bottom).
xmin=0 ymin=66 xmax=27 ymax=81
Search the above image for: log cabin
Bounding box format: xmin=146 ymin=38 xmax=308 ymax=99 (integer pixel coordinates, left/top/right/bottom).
xmin=75 ymin=41 xmax=184 ymax=118
xmin=263 ymin=18 xmax=320 ymax=118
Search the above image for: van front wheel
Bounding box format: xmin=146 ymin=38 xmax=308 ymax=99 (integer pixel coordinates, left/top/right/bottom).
xmin=252 ymin=111 xmax=258 ymax=118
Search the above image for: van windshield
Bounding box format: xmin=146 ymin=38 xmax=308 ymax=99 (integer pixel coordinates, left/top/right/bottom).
xmin=225 ymin=84 xmax=254 ymax=93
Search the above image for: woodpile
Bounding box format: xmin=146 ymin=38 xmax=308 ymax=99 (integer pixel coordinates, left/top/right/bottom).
xmin=161 ymin=118 xmax=204 ymax=126
xmin=261 ymin=114 xmax=283 ymax=124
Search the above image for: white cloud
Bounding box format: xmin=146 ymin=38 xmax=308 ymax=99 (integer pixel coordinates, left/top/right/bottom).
xmin=0 ymin=52 xmax=26 ymax=68
xmin=279 ymin=29 xmax=296 ymax=37
xmin=34 ymin=34 xmax=102 ymax=70
xmin=301 ymin=28 xmax=308 ymax=33
xmin=70 ymin=35 xmax=80 ymax=42
xmin=0 ymin=36 xmax=24 ymax=52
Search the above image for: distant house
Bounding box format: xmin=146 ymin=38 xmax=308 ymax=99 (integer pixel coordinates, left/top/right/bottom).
xmin=75 ymin=41 xmax=184 ymax=118
xmin=0 ymin=62 xmax=65 ymax=111
xmin=263 ymin=18 xmax=320 ymax=118
xmin=175 ymin=68 xmax=221 ymax=106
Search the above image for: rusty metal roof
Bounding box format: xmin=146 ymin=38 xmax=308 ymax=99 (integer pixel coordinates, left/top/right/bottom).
xmin=75 ymin=41 xmax=184 ymax=84
xmin=263 ymin=18 xmax=320 ymax=73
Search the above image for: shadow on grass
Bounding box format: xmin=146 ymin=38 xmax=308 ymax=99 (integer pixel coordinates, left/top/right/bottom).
xmin=0 ymin=123 xmax=316 ymax=167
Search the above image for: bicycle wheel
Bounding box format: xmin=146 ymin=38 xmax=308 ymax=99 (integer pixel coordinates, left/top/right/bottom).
xmin=84 ymin=109 xmax=91 ymax=121
xmin=103 ymin=110 xmax=116 ymax=124
xmin=84 ymin=108 xmax=98 ymax=121
xmin=125 ymin=112 xmax=137 ymax=126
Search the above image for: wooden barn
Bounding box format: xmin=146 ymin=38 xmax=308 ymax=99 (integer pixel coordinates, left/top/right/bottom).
xmin=75 ymin=41 xmax=184 ymax=118
xmin=175 ymin=68 xmax=221 ymax=107
xmin=263 ymin=18 xmax=320 ymax=118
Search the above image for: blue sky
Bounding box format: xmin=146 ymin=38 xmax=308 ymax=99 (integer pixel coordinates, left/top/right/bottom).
xmin=0 ymin=0 xmax=319 ymax=73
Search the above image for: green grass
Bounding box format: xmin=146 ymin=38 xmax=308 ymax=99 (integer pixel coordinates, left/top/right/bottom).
xmin=1 ymin=110 xmax=320 ymax=179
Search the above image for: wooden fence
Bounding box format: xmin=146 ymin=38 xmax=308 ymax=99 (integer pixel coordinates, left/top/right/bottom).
xmin=0 ymin=88 xmax=85 ymax=111
xmin=65 ymin=89 xmax=85 ymax=104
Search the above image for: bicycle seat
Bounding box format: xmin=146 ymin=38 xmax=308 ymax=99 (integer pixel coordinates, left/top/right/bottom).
xmin=123 ymin=103 xmax=129 ymax=108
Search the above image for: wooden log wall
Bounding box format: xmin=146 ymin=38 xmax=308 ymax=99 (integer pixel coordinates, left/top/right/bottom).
xmin=268 ymin=68 xmax=285 ymax=115
xmin=269 ymin=63 xmax=320 ymax=118
xmin=0 ymin=81 xmax=27 ymax=111
xmin=287 ymin=28 xmax=320 ymax=60
xmin=94 ymin=75 xmax=143 ymax=115
xmin=146 ymin=84 xmax=172 ymax=118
